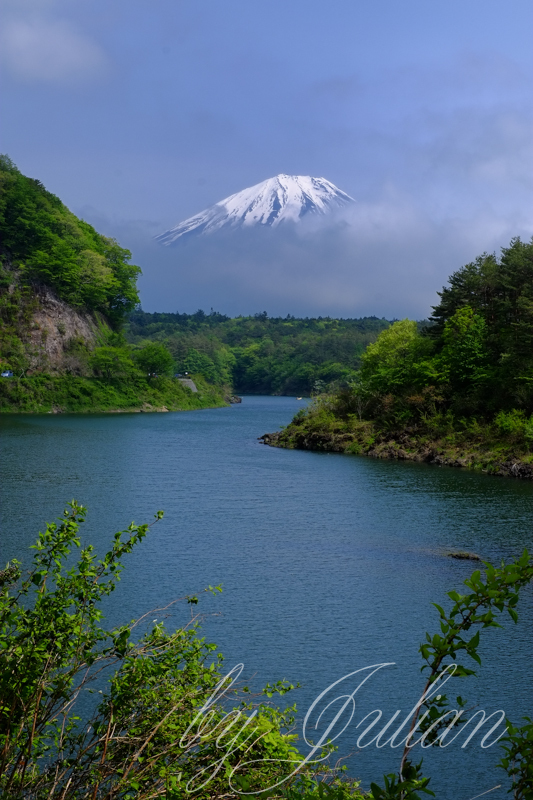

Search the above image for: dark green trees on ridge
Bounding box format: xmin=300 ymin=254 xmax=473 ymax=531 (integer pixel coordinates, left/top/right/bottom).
xmin=429 ymin=237 xmax=533 ymax=413
xmin=349 ymin=237 xmax=533 ymax=423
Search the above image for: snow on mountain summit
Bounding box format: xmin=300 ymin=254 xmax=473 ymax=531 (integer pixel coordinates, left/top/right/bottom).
xmin=155 ymin=174 xmax=355 ymax=245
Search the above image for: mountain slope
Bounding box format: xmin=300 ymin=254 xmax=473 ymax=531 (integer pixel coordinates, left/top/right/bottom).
xmin=0 ymin=156 xmax=228 ymax=412
xmin=156 ymin=174 xmax=355 ymax=245
xmin=0 ymin=154 xmax=140 ymax=327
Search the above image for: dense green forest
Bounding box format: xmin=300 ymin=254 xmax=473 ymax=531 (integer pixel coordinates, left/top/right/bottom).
xmin=126 ymin=311 xmax=391 ymax=395
xmin=266 ymin=238 xmax=533 ymax=477
xmin=0 ymin=155 xmax=140 ymax=326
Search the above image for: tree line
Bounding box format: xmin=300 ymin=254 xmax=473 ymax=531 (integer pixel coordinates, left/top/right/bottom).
xmin=126 ymin=311 xmax=391 ymax=395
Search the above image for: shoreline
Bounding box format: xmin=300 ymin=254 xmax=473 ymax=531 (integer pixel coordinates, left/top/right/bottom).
xmin=0 ymin=374 xmax=229 ymax=415
xmin=1 ymin=404 xmax=221 ymax=415
xmin=260 ymin=424 xmax=533 ymax=480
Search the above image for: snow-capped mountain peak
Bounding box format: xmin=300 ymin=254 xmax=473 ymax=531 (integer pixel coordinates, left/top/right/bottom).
xmin=155 ymin=174 xmax=355 ymax=244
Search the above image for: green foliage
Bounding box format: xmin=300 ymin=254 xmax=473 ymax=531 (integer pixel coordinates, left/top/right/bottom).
xmin=285 ymin=237 xmax=533 ymax=441
xmin=280 ymin=776 xmax=364 ymax=800
xmin=406 ymin=552 xmax=533 ymax=793
xmin=126 ymin=310 xmax=391 ymax=395
xmin=0 ymin=281 xmax=38 ymax=373
xmin=493 ymin=410 xmax=533 ymax=444
xmin=177 ymin=347 xmax=236 ymax=387
xmin=0 ymin=155 xmax=140 ymax=326
xmin=0 ymin=504 xmax=315 ymax=799
xmin=419 ymin=550 xmax=532 ymax=682
xmin=361 ymin=551 xmax=533 ymax=799
xmin=440 ymin=306 xmax=489 ymax=395
xmin=0 ymin=502 xmax=155 ymax=795
xmin=431 ymin=237 xmax=533 ymax=411
xmin=498 ymin=717 xmax=533 ymax=799
xmin=361 ymin=320 xmax=421 ymax=388
xmin=0 ymin=373 xmax=227 ymax=414
xmin=360 ymin=320 xmax=437 ymax=403
xmin=1 ymin=507 xmax=531 ymax=798
xmin=89 ymin=346 xmax=138 ymax=381
xmin=133 ymin=341 xmax=175 ymax=376
xmin=369 ymin=761 xmax=433 ymax=800
xmin=354 ymin=321 xmax=439 ymax=425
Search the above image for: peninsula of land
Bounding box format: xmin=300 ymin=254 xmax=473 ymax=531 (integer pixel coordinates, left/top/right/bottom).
xmin=262 ymin=236 xmax=533 ymax=480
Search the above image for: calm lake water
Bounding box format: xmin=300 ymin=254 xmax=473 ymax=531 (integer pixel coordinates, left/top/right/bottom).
xmin=1 ymin=396 xmax=532 ymax=799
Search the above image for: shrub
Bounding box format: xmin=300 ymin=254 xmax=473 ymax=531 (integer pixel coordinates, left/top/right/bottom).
xmin=493 ymin=409 xmax=533 ymax=443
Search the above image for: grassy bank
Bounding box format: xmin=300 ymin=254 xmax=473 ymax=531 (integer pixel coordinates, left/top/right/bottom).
xmin=261 ymin=400 xmax=533 ymax=479
xmin=0 ymin=373 xmax=228 ymax=413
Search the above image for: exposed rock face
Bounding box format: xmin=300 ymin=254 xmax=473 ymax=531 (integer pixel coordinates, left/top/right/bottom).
xmin=24 ymin=285 xmax=100 ymax=372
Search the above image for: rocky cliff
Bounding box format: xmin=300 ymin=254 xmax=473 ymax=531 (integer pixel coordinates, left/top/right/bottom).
xmin=0 ymin=270 xmax=103 ymax=376
xmin=24 ymin=284 xmax=100 ymax=373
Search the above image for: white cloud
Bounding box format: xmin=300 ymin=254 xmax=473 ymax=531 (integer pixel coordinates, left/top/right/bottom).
xmin=102 ymin=195 xmax=532 ymax=319
xmin=0 ymin=16 xmax=107 ymax=83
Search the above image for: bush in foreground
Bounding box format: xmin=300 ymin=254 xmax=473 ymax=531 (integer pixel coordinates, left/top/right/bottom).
xmin=0 ymin=504 xmax=318 ymax=798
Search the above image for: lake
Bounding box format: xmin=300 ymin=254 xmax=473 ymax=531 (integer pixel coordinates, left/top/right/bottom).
xmin=1 ymin=396 xmax=532 ymax=799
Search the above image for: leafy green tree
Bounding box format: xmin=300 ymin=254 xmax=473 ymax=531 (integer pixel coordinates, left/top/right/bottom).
xmin=134 ymin=341 xmax=174 ymax=376
xmin=431 ymin=237 xmax=533 ymax=411
xmin=436 ymin=305 xmax=490 ymax=416
xmin=360 ymin=320 xmax=435 ymax=396
xmin=356 ymin=320 xmax=440 ymax=424
xmin=440 ymin=306 xmax=488 ymax=390
xmin=89 ymin=346 xmax=137 ymax=381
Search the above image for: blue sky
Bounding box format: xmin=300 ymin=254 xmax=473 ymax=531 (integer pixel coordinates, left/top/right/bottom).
xmin=1 ymin=0 xmax=532 ymax=316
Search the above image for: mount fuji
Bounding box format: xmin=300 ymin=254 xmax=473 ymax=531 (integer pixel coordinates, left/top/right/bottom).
xmin=155 ymin=174 xmax=355 ymax=245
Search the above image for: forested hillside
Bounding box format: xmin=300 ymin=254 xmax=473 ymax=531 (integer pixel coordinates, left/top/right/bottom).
xmin=0 ymin=155 xmax=139 ymax=326
xmin=126 ymin=311 xmax=391 ymax=395
xmin=0 ymin=157 xmax=226 ymax=412
xmin=265 ymin=237 xmax=533 ymax=478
